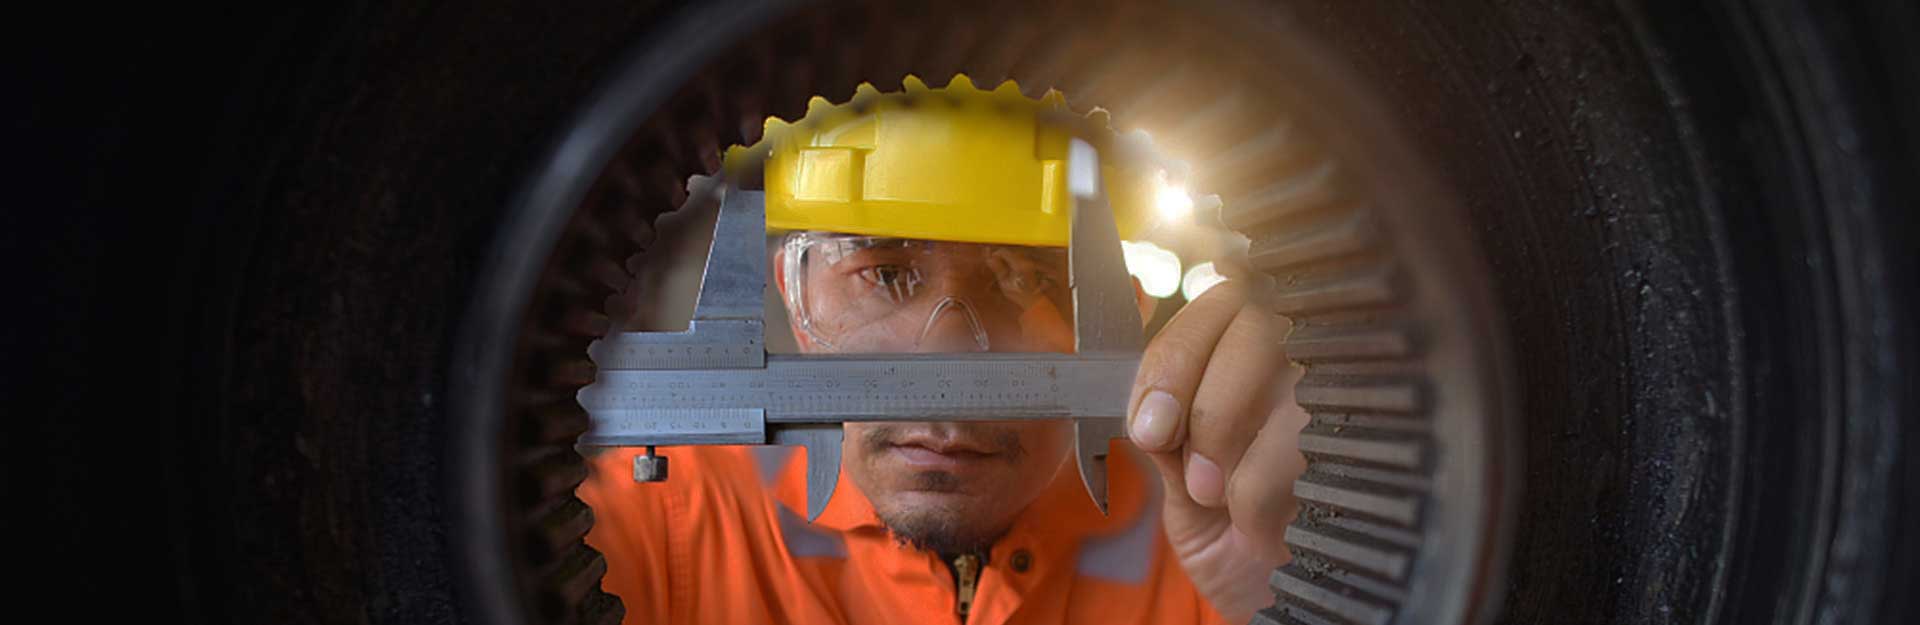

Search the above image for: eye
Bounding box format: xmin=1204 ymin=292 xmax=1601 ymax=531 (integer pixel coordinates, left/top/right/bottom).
xmin=855 ymin=264 xmax=922 ymax=303
xmin=1014 ymin=269 xmax=1060 ymax=297
xmin=988 ymin=247 xmax=1070 ymax=304
xmin=1031 ymin=266 xmax=1064 ymax=291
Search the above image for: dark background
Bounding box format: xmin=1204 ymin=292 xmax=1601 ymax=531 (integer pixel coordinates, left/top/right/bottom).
xmin=6 ymin=3 xmax=1914 ymax=625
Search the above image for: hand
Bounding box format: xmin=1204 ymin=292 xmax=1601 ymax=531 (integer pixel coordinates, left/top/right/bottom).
xmin=1126 ymin=281 xmax=1308 ymax=621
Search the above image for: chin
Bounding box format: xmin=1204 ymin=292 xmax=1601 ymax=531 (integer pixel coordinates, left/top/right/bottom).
xmin=873 ymin=495 xmax=1010 ymax=555
xmin=875 ymin=470 xmax=982 ymax=508
xmin=888 ymin=487 xmax=988 ymax=511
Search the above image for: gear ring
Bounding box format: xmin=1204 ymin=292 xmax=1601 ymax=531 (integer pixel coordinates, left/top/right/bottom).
xmin=492 ymin=2 xmax=1518 ymax=624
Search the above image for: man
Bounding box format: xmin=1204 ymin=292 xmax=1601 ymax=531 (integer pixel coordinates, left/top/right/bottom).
xmin=578 ymin=75 xmax=1308 ymax=624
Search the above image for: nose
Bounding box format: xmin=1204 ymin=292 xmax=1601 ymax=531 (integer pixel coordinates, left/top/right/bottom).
xmin=915 ymin=296 xmax=991 ymax=352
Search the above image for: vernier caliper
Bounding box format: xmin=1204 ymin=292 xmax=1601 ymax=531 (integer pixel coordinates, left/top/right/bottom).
xmin=576 ymin=139 xmax=1144 ymax=521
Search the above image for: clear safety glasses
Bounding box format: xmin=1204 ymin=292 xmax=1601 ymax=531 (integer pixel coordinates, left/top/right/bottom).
xmin=779 ymin=231 xmax=1077 ymax=353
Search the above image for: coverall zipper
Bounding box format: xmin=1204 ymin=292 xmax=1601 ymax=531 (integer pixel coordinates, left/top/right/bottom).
xmin=952 ymin=553 xmax=981 ymax=622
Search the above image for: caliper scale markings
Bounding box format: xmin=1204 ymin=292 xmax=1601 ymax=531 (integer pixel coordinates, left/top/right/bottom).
xmin=580 ymin=355 xmax=1133 ymax=426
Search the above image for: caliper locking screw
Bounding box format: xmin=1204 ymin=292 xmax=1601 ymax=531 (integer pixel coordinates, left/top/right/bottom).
xmin=633 ymin=446 xmax=668 ymax=483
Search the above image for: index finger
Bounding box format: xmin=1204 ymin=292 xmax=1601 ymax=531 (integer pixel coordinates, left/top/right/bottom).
xmin=1127 ymin=281 xmax=1251 ymax=453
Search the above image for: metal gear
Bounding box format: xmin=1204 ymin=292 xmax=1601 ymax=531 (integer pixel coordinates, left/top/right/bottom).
xmin=503 ymin=2 xmax=1517 ymax=624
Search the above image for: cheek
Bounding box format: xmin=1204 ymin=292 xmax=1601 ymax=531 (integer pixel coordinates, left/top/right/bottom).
xmin=840 ymin=423 xmax=898 ymax=496
xmin=1016 ymin=422 xmax=1075 ymax=471
xmin=828 ymin=314 xmax=938 ymax=352
xmin=842 ymin=423 xmax=878 ymax=462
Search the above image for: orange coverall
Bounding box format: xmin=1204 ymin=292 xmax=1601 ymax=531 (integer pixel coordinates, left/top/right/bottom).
xmin=577 ymin=444 xmax=1236 ymax=625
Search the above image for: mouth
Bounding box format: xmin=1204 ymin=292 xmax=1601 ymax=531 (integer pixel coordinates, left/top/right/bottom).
xmin=890 ymin=431 xmax=1000 ymax=455
xmin=882 ymin=429 xmax=1013 ymax=472
xmin=862 ymin=424 xmax=1026 ymax=474
xmin=888 ymin=443 xmax=997 ymax=470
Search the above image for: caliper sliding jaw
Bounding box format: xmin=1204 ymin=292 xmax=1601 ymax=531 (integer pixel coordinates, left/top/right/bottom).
xmin=576 ymin=139 xmax=1144 ymax=521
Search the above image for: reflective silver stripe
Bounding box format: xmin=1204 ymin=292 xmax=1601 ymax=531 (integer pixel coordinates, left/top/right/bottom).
xmin=776 ymin=503 xmax=848 ymax=559
xmin=1075 ymin=468 xmax=1163 ymax=584
xmin=756 ymin=446 xmax=847 ymax=559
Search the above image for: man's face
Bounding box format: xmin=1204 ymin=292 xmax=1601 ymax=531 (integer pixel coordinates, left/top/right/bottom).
xmin=776 ymin=233 xmax=1081 ymax=554
xmin=844 ymin=415 xmax=1074 ymax=554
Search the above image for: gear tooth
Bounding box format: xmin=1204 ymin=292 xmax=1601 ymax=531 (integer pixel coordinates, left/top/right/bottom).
xmin=946 ymin=73 xmax=977 ymax=92
xmin=806 ymin=95 xmax=834 ymax=117
xmin=1085 ymin=107 xmax=1113 ymax=128
xmin=1040 ymin=89 xmax=1068 ymax=109
xmin=992 ymin=79 xmax=1024 ymax=98
xmin=902 ymin=74 xmax=930 ymax=93
xmin=721 ymin=144 xmax=753 ymax=178
xmin=848 ymin=82 xmax=885 ymax=113
xmin=762 ymin=115 xmax=791 ymax=138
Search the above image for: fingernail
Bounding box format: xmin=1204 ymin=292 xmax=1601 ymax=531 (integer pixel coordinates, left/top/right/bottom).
xmin=1186 ymin=452 xmax=1225 ymax=507
xmin=1132 ymin=390 xmax=1180 ymax=449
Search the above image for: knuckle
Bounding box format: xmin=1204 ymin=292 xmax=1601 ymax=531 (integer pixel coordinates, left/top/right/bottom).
xmin=1139 ymin=335 xmax=1210 ymax=385
xmin=1147 ymin=330 xmax=1211 ymax=365
xmin=1186 ymin=409 xmax=1262 ymax=476
xmin=1185 ymin=405 xmax=1218 ymax=441
xmin=1228 ymin=307 xmax=1285 ymax=345
xmin=1187 ymin=401 xmax=1244 ymax=439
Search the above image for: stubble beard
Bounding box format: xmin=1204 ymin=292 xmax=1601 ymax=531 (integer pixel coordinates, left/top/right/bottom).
xmin=876 ymin=481 xmax=1011 ymax=556
xmin=861 ymin=425 xmax=1024 ymax=556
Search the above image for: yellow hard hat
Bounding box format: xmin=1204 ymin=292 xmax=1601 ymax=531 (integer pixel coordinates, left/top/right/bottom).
xmin=724 ymin=74 xmax=1157 ymax=247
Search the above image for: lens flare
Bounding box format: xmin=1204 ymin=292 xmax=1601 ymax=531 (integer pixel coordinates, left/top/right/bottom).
xmin=1121 ymin=240 xmax=1182 ymax=298
xmin=1156 ymin=184 xmax=1194 ymax=222
xmin=1181 ymin=261 xmax=1228 ymax=301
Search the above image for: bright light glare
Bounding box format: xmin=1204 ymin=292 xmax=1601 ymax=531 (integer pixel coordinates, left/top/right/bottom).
xmin=1156 ymin=184 xmax=1194 ymax=222
xmin=1182 ymin=261 xmax=1228 ymax=301
xmin=1121 ymin=240 xmax=1182 ymax=298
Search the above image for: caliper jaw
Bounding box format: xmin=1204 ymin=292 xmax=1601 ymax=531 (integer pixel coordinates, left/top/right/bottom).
xmin=1066 ymin=137 xmax=1148 ymax=516
xmin=1073 ymin=418 xmax=1127 ymax=515
xmin=581 ymin=187 xmax=850 ymax=521
xmin=770 ymin=424 xmax=844 ymax=521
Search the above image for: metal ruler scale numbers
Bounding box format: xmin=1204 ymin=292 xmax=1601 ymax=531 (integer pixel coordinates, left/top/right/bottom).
xmin=577 ymin=139 xmax=1144 ymax=521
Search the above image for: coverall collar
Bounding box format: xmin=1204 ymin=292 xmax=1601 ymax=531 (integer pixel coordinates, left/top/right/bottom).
xmin=770 ymin=443 xmax=1154 ymax=550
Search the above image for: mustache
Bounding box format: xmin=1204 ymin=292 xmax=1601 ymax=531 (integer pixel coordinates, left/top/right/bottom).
xmin=860 ymin=423 xmax=1027 ymax=464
